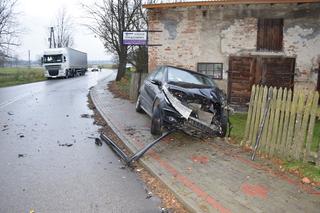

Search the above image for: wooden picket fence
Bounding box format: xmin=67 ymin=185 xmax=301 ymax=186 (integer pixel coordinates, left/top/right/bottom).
xmin=243 ymin=85 xmax=320 ymax=164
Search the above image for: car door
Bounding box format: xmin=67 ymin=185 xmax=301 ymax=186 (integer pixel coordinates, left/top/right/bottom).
xmin=144 ymin=67 xmax=165 ymax=113
xmin=139 ymin=68 xmax=160 ymax=114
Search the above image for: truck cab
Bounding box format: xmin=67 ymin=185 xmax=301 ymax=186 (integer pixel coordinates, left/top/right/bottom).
xmin=42 ymin=48 xmax=87 ymax=79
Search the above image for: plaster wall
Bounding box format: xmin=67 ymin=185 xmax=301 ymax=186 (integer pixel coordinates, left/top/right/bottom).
xmin=148 ymin=3 xmax=320 ymax=90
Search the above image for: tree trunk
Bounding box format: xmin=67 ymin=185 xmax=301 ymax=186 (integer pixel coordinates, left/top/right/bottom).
xmin=116 ymin=53 xmax=127 ymax=81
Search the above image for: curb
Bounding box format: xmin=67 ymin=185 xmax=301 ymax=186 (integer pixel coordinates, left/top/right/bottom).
xmin=90 ymin=82 xmax=197 ymax=213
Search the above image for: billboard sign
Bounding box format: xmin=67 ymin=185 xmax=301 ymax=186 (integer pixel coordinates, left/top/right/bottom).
xmin=123 ymin=31 xmax=147 ymax=45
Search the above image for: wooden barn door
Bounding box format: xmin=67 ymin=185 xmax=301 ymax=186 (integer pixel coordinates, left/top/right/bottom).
xmin=228 ymin=56 xmax=295 ymax=108
xmin=258 ymin=57 xmax=295 ymax=90
xmin=228 ymin=56 xmax=257 ymax=108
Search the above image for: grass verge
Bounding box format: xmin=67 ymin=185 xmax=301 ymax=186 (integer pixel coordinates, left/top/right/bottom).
xmin=311 ymin=119 xmax=320 ymax=151
xmin=229 ymin=113 xmax=247 ymax=141
xmin=283 ymin=161 xmax=320 ymax=183
xmin=229 ymin=112 xmax=320 ymax=183
xmin=0 ymin=67 xmax=46 ymax=87
xmin=108 ymin=70 xmax=131 ymax=100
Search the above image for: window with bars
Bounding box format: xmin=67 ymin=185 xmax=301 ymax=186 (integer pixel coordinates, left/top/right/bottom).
xmin=197 ymin=63 xmax=223 ymax=79
xmin=257 ymin=18 xmax=283 ymax=51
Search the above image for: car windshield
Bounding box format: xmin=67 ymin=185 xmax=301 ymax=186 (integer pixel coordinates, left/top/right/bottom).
xmin=167 ymin=67 xmax=215 ymax=87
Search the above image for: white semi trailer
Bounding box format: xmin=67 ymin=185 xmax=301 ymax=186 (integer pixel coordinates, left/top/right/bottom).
xmin=42 ymin=48 xmax=87 ymax=78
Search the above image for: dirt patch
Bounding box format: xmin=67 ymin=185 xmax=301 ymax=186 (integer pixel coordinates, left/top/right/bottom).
xmin=88 ymin=94 xmax=189 ymax=213
xmin=108 ymin=80 xmax=130 ymax=100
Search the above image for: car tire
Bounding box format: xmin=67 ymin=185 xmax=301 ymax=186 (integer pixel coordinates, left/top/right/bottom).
xmin=135 ymin=95 xmax=144 ymax=113
xmin=217 ymin=114 xmax=228 ymax=137
xmin=151 ymin=106 xmax=162 ymax=136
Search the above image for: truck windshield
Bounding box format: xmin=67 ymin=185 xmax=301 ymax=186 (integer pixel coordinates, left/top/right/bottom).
xmin=43 ymin=54 xmax=63 ymax=63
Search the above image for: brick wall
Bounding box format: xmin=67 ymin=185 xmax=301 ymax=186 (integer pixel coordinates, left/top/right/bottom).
xmin=147 ymin=3 xmax=320 ymax=90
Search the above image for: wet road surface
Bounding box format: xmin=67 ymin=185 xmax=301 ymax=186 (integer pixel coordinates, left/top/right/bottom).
xmin=0 ymin=70 xmax=161 ymax=213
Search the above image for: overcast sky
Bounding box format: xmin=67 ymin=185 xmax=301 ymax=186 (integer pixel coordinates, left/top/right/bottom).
xmin=15 ymin=0 xmax=111 ymax=61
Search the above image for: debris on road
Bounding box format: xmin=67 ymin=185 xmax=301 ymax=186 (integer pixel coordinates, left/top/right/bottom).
xmin=2 ymin=125 xmax=9 ymax=131
xmin=95 ymin=138 xmax=103 ymax=146
xmin=191 ymin=155 xmax=209 ymax=164
xmin=7 ymin=112 xmax=14 ymax=115
xmin=57 ymin=140 xmax=73 ymax=147
xmin=161 ymin=207 xmax=174 ymax=213
xmin=59 ymin=143 xmax=73 ymax=147
xmin=81 ymin=114 xmax=91 ymax=118
xmin=146 ymin=191 xmax=153 ymax=199
xmin=17 ymin=133 xmax=25 ymax=138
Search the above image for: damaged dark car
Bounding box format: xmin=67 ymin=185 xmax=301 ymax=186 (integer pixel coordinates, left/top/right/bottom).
xmin=136 ymin=66 xmax=228 ymax=138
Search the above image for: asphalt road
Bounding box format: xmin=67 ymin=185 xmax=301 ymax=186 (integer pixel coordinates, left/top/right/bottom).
xmin=0 ymin=70 xmax=161 ymax=213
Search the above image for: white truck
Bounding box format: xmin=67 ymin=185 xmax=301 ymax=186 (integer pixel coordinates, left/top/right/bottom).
xmin=42 ymin=48 xmax=88 ymax=78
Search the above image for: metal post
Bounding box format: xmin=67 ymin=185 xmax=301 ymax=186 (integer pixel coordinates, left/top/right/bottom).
xmin=28 ymin=50 xmax=31 ymax=69
xmin=100 ymin=130 xmax=175 ymax=166
xmin=251 ymin=89 xmax=273 ymax=161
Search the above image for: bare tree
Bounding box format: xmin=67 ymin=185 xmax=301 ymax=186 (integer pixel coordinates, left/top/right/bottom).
xmin=0 ymin=0 xmax=20 ymax=64
xmin=83 ymin=0 xmax=145 ymax=81
xmin=50 ymin=8 xmax=74 ymax=48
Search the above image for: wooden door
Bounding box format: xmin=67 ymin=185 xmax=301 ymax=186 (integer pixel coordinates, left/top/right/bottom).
xmin=228 ymin=56 xmax=256 ymax=108
xmin=259 ymin=57 xmax=295 ymax=89
xmin=228 ymin=56 xmax=295 ymax=109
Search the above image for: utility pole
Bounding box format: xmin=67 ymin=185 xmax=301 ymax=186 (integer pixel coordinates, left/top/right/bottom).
xmin=28 ymin=50 xmax=31 ymax=69
xmin=48 ymin=27 xmax=56 ymax=48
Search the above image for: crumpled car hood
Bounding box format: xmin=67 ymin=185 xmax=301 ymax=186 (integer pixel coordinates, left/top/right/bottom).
xmin=165 ymin=84 xmax=224 ymax=104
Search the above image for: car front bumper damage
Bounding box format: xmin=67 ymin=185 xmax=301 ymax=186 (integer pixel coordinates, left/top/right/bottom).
xmin=162 ymin=85 xmax=223 ymax=137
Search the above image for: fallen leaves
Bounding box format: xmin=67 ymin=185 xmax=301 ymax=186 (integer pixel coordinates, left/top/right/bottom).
xmin=302 ymin=177 xmax=311 ymax=184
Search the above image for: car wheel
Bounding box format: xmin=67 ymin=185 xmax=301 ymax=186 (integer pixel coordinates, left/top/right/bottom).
xmin=135 ymin=94 xmax=144 ymax=113
xmin=217 ymin=114 xmax=228 ymax=137
xmin=151 ymin=106 xmax=162 ymax=136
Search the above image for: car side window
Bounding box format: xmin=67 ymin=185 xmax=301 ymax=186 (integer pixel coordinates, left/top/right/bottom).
xmin=153 ymin=68 xmax=164 ymax=82
xmin=147 ymin=67 xmax=161 ymax=81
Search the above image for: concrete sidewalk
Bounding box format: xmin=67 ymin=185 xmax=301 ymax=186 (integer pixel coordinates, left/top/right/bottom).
xmin=90 ymin=75 xmax=320 ymax=213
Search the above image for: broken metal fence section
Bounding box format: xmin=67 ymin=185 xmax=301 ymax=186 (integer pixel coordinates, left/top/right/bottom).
xmin=243 ymin=85 xmax=320 ymax=165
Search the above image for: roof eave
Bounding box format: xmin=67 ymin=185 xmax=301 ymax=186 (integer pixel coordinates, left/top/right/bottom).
xmin=143 ymin=0 xmax=320 ymax=9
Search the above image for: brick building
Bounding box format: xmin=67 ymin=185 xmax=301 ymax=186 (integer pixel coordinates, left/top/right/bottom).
xmin=144 ymin=0 xmax=320 ymax=107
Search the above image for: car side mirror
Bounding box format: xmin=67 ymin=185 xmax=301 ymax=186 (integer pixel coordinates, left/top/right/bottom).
xmin=151 ymin=79 xmax=162 ymax=87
